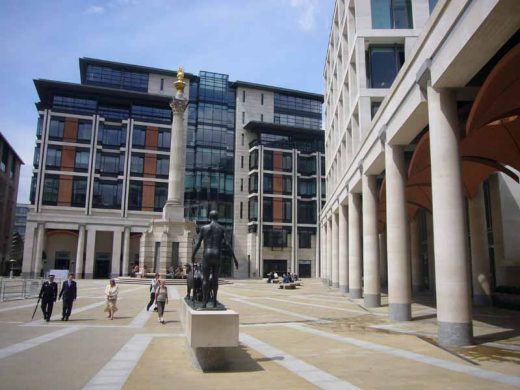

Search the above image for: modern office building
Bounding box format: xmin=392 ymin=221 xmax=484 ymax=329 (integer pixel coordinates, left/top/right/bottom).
xmin=22 ymin=58 xmax=323 ymax=279
xmin=322 ymin=0 xmax=520 ymax=347
xmin=14 ymin=204 xmax=30 ymax=239
xmin=0 ymin=133 xmax=23 ymax=275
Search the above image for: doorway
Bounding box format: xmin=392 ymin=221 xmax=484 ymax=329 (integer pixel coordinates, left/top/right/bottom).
xmin=94 ymin=252 xmax=111 ymax=279
xmin=263 ymin=259 xmax=287 ymax=278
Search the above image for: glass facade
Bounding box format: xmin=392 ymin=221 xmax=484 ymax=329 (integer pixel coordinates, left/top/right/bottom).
xmin=371 ymin=0 xmax=413 ymax=29
xmin=85 ymin=65 xmax=149 ymax=92
xmin=274 ymin=93 xmax=322 ymax=130
xmin=367 ymin=45 xmax=405 ymax=88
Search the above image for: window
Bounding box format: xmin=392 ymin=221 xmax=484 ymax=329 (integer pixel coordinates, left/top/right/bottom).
xmin=263 ymin=198 xmax=273 ymax=222
xmin=368 ymin=46 xmax=405 ymax=88
xmin=33 ymin=146 xmax=40 ymax=167
xmin=48 ymin=118 xmax=64 ymax=139
xmin=132 ymin=126 xmax=146 ymax=147
xmin=156 ymin=156 xmax=169 ymax=176
xmin=158 ymin=130 xmax=170 ymax=150
xmin=132 ymin=105 xmax=171 ymax=124
xmin=77 ymin=121 xmax=92 ymax=142
xmin=42 ymin=176 xmax=59 ymax=205
xmin=93 ymin=179 xmax=122 ymax=209
xmin=46 ymin=147 xmax=62 ymax=168
xmin=240 ymin=178 xmax=243 ymax=192
xmin=242 ymin=112 xmax=245 ymax=124
xmin=71 ymin=177 xmax=87 ymax=207
xmin=242 ymin=90 xmax=246 ymax=102
xmin=97 ymin=152 xmax=123 ymax=174
xmin=128 ymin=181 xmax=142 ymax=210
xmin=263 ymin=174 xmax=273 ymax=194
xmin=248 ymin=197 xmax=258 ymax=221
xmin=298 ymin=201 xmax=316 ymax=224
xmin=130 ymin=155 xmax=144 ymax=175
xmin=241 ymin=156 xmax=244 ymax=169
xmin=371 ymin=0 xmax=413 ymax=29
xmin=52 ymin=96 xmax=97 ymax=115
xmin=261 ymin=114 xmax=264 ymax=122
xmin=429 ymin=0 xmax=438 ymax=13
xmin=371 ymin=101 xmax=382 ymax=119
xmin=85 ymin=65 xmax=149 ymax=92
xmin=274 ymin=93 xmax=322 ymax=114
xmin=98 ymin=105 xmax=129 ymax=121
xmin=264 ymin=150 xmax=273 ymax=170
xmin=298 ymin=178 xmax=316 ymax=197
xmin=321 ymin=156 xmax=325 ymax=175
xmin=249 ymin=174 xmax=258 ymax=193
xmin=154 ymin=183 xmax=168 ymax=211
xmin=261 ymin=93 xmax=264 ymax=105
xmin=264 ymin=229 xmax=288 ymax=248
xmin=282 ymin=199 xmax=292 ymax=222
xmin=99 ymin=124 xmax=126 ymax=147
xmin=9 ymin=158 xmax=15 ymax=178
xmin=283 ymin=176 xmax=292 ymax=194
xmin=282 ymin=153 xmax=292 ymax=172
xmin=241 ymin=133 xmax=244 ymax=146
xmin=249 ymin=149 xmax=258 ymax=170
xmin=273 ymin=113 xmax=321 ymax=129
xmin=321 ymin=179 xmax=326 ymax=197
xmin=298 ymin=156 xmax=316 ymax=175
xmin=299 ymin=231 xmax=312 ymax=248
xmin=74 ymin=150 xmax=90 ymax=171
xmin=240 ymin=202 xmax=243 ymax=219
xmin=160 ymin=78 xmax=164 ymax=91
xmin=36 ymin=116 xmax=44 ymax=138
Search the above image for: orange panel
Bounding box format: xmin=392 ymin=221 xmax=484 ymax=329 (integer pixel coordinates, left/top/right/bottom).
xmin=142 ymin=182 xmax=155 ymax=211
xmin=57 ymin=176 xmax=72 ymax=206
xmin=146 ymin=127 xmax=158 ymax=150
xmin=273 ymin=175 xmax=283 ymax=194
xmin=64 ymin=118 xmax=78 ymax=143
xmin=144 ymin=155 xmax=157 ymax=178
xmin=61 ymin=146 xmax=75 ymax=171
xmin=273 ymin=198 xmax=283 ymax=223
xmin=273 ymin=151 xmax=283 ymax=171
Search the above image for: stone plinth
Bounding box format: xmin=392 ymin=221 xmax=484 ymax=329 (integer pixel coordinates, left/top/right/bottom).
xmin=180 ymin=298 xmax=239 ymax=371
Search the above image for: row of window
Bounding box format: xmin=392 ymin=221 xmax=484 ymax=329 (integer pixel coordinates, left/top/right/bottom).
xmin=128 ymin=181 xmax=167 ymax=211
xmin=0 ymin=140 xmax=17 ymax=178
xmin=248 ymin=198 xmax=317 ymax=224
xmin=262 ymin=229 xmax=314 ymax=249
xmin=273 ymin=113 xmax=321 ymax=130
xmin=85 ymin=65 xmax=149 ymax=92
xmin=249 ymin=150 xmax=324 ymax=176
xmin=274 ymin=93 xmax=322 ymax=114
xmin=47 ymin=118 xmax=92 ymax=142
xmin=132 ymin=126 xmax=171 ymax=149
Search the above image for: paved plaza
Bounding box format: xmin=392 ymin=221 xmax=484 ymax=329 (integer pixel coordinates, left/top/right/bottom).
xmin=0 ymin=279 xmax=518 ymax=389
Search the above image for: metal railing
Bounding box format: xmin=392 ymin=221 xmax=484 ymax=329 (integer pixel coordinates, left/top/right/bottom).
xmin=0 ymin=278 xmax=45 ymax=302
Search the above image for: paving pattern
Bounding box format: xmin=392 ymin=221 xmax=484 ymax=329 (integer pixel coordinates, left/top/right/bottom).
xmin=0 ymin=279 xmax=518 ymax=389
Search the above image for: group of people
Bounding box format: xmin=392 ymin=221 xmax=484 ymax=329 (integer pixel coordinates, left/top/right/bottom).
xmin=38 ymin=272 xmax=169 ymax=324
xmin=266 ymin=271 xmax=299 ymax=284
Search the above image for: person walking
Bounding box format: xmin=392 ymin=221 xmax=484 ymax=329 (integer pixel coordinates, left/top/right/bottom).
xmin=154 ymin=279 xmax=168 ymax=324
xmin=146 ymin=273 xmax=160 ymax=311
xmin=39 ymin=275 xmax=58 ymax=322
xmin=104 ymin=279 xmax=119 ymax=320
xmin=58 ymin=273 xmax=77 ymax=321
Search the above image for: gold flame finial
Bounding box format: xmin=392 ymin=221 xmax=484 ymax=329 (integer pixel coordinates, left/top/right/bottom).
xmin=174 ymin=66 xmax=185 ymax=93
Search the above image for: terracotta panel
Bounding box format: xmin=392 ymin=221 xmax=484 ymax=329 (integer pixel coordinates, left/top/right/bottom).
xmin=273 ymin=174 xmax=283 ymax=194
xmin=146 ymin=127 xmax=158 ymax=150
xmin=57 ymin=176 xmax=72 ymax=206
xmin=142 ymin=181 xmax=155 ymax=211
xmin=273 ymin=198 xmax=283 ymax=223
xmin=273 ymin=151 xmax=283 ymax=171
xmin=144 ymin=154 xmax=157 ymax=178
xmin=61 ymin=146 xmax=75 ymax=171
xmin=64 ymin=118 xmax=78 ymax=143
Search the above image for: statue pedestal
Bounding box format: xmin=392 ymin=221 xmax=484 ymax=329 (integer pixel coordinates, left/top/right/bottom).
xmin=180 ymin=298 xmax=239 ymax=371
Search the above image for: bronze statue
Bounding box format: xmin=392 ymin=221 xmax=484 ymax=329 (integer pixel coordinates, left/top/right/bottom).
xmin=191 ymin=210 xmax=238 ymax=308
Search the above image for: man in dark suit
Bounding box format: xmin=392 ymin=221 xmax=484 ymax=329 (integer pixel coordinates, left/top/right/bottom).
xmin=39 ymin=275 xmax=58 ymax=322
xmin=58 ymin=273 xmax=77 ymax=321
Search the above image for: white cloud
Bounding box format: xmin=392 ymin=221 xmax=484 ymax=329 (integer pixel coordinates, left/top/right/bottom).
xmin=85 ymin=5 xmax=105 ymax=15
xmin=289 ymin=0 xmax=318 ymax=32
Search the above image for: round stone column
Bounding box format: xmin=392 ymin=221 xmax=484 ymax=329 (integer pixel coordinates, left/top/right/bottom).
xmin=410 ymin=216 xmax=423 ymax=293
xmin=348 ymin=193 xmax=362 ymax=299
xmin=385 ymin=143 xmax=411 ymax=321
xmin=331 ymin=212 xmax=339 ymax=288
xmin=428 ymin=85 xmax=472 ymax=346
xmin=363 ymin=175 xmax=380 ymax=307
xmin=338 ymin=205 xmax=349 ymax=293
xmin=327 ymin=217 xmax=333 ymax=286
xmin=468 ymin=185 xmax=492 ymax=306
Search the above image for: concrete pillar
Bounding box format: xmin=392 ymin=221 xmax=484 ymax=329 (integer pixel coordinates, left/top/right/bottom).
xmin=428 ymin=85 xmax=472 ymax=346
xmin=22 ymin=222 xmax=36 ymax=277
xmin=319 ymin=223 xmax=326 ymax=279
xmin=426 ymin=212 xmax=436 ymax=292
xmin=338 ymin=205 xmax=349 ymax=293
xmin=348 ymin=193 xmax=362 ymax=298
xmin=111 ymin=230 xmax=122 ymax=278
xmin=75 ymin=225 xmax=86 ymax=278
xmin=363 ymin=175 xmax=380 ymax=307
xmin=34 ymin=223 xmax=45 ymax=278
xmin=379 ymin=232 xmax=388 ymax=288
xmin=385 ymin=143 xmax=411 ymax=321
xmin=327 ymin=217 xmax=333 ymax=286
xmin=331 ymin=212 xmax=339 ymax=288
xmin=321 ymin=223 xmax=327 ymax=284
xmin=84 ymin=228 xmax=96 ymax=279
xmin=468 ymin=186 xmax=492 ymax=306
xmin=122 ymin=227 xmax=131 ymax=277
xmin=410 ymin=216 xmax=423 ymax=293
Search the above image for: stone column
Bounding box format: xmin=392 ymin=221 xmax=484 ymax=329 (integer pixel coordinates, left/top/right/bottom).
xmin=468 ymin=185 xmax=492 ymax=306
xmin=111 ymin=230 xmax=122 ymax=277
xmin=338 ymin=205 xmax=349 ymax=293
xmin=426 ymin=212 xmax=436 ymax=292
xmin=348 ymin=193 xmax=362 ymax=299
xmin=122 ymin=227 xmax=131 ymax=277
xmin=84 ymin=228 xmax=96 ymax=279
xmin=34 ymin=223 xmax=45 ymax=278
xmin=319 ymin=223 xmax=326 ymax=280
xmin=379 ymin=232 xmax=388 ymax=288
xmin=428 ymin=85 xmax=472 ymax=346
xmin=75 ymin=225 xmax=86 ymax=278
xmin=327 ymin=217 xmax=333 ymax=286
xmin=163 ymin=71 xmax=189 ymax=221
xmin=322 ymin=222 xmax=328 ymax=284
xmin=363 ymin=175 xmax=380 ymax=307
xmin=385 ymin=143 xmax=411 ymax=321
xmin=22 ymin=222 xmax=36 ymax=277
xmin=331 ymin=212 xmax=339 ymax=288
xmin=410 ymin=216 xmax=423 ymax=293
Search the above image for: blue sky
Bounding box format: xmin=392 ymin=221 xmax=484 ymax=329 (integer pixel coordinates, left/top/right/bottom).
xmin=0 ymin=0 xmax=334 ymax=203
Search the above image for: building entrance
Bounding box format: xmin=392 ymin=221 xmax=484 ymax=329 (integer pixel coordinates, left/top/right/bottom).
xmin=263 ymin=259 xmax=287 ymax=278
xmin=298 ymin=260 xmax=311 ymax=278
xmin=94 ymin=252 xmax=111 ymax=279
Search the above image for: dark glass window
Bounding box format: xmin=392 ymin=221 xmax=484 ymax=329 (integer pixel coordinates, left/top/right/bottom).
xmin=46 ymin=147 xmax=61 ymax=168
xmin=156 ymin=156 xmax=169 ymax=176
xmin=299 ymin=231 xmax=312 ymax=248
xmin=264 ymin=150 xmax=273 ymax=170
xmin=298 ymin=201 xmax=317 ymax=224
xmin=96 ymin=152 xmax=123 ymax=174
xmin=282 ymin=199 xmax=292 ymax=222
xmin=33 ymin=145 xmax=40 ymax=167
xmin=274 ymin=93 xmax=322 ymax=114
xmin=298 ymin=156 xmax=317 ymax=176
xmin=160 ymin=78 xmax=164 ymax=91
xmin=36 ymin=116 xmax=44 ymax=138
xmin=261 ymin=93 xmax=264 ymax=105
xmin=273 ymin=113 xmax=321 ymax=129
xmin=130 ymin=155 xmax=144 ymax=175
xmin=242 ymin=112 xmax=245 ymax=124
xmin=249 ymin=174 xmax=258 ymax=193
xmin=321 ymin=156 xmax=325 ymax=175
xmin=263 ymin=174 xmax=273 ymax=194
xmin=92 ymin=179 xmax=122 ymax=209
xmin=154 ymin=183 xmax=168 ymax=211
xmin=283 ymin=176 xmax=292 ymax=194
xmin=128 ymin=181 xmax=143 ymax=210
xmin=321 ymin=179 xmax=326 ymax=198
xmin=371 ymin=0 xmax=413 ymax=29
xmin=240 ymin=202 xmax=243 ymax=219
xmin=242 ymin=90 xmax=246 ymax=102
xmin=85 ymin=65 xmax=149 ymax=92
xmin=132 ymin=126 xmax=146 ymax=147
xmin=282 ymin=153 xmax=293 ymax=172
xmin=368 ymin=46 xmax=405 ymax=88
xmin=77 ymin=121 xmax=92 ymax=142
xmin=98 ymin=105 xmax=129 ymax=121
xmin=52 ymin=96 xmax=97 ymax=115
xmin=0 ymin=143 xmax=7 ymax=172
xmin=158 ymin=130 xmax=170 ymax=150
xmin=263 ymin=198 xmax=273 ymax=222
xmin=48 ymin=118 xmax=64 ymax=139
xmin=75 ymin=150 xmax=90 ymax=171
xmin=240 ymin=178 xmax=244 ymax=192
xmin=99 ymin=124 xmax=126 ymax=147
xmin=299 ymin=178 xmax=317 ymax=197
xmin=71 ymin=177 xmax=87 ymax=207
xmin=371 ymin=101 xmax=382 ymax=119
xmin=132 ymin=105 xmax=171 ymax=124
xmin=429 ymin=0 xmax=438 ymax=13
xmin=42 ymin=176 xmax=59 ymax=205
xmin=249 ymin=149 xmax=258 ymax=170
xmin=30 ymin=175 xmax=37 ymax=204
xmin=248 ymin=197 xmax=258 ymax=221
xmin=263 ymin=229 xmax=288 ymax=248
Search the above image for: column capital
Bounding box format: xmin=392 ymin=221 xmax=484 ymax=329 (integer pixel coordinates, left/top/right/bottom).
xmin=170 ymin=98 xmax=188 ymax=115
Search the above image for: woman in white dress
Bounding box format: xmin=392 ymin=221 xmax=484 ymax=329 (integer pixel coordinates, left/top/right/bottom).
xmin=104 ymin=279 xmax=119 ymax=320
